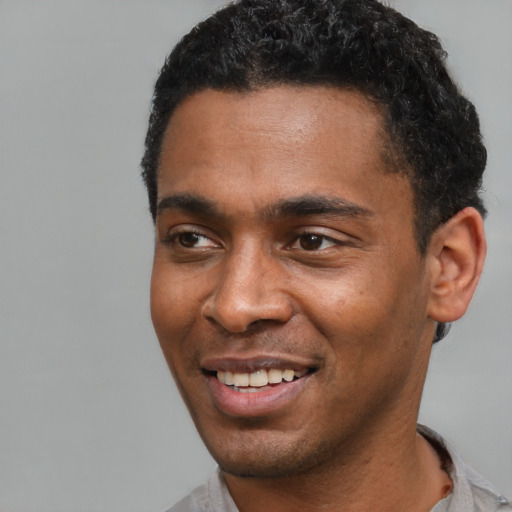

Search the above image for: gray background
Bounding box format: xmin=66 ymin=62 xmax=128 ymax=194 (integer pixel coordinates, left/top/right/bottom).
xmin=0 ymin=1 xmax=510 ymax=511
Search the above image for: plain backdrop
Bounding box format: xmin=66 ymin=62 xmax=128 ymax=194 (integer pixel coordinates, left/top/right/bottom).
xmin=0 ymin=1 xmax=511 ymax=511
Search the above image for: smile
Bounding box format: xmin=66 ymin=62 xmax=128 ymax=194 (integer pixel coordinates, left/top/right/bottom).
xmin=202 ymin=360 xmax=314 ymax=417
xmin=216 ymin=368 xmax=308 ymax=392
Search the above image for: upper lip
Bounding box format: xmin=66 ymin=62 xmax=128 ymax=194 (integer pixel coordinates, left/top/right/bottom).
xmin=201 ymin=355 xmax=317 ymax=374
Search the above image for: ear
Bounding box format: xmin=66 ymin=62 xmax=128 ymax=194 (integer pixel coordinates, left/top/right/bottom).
xmin=427 ymin=207 xmax=486 ymax=323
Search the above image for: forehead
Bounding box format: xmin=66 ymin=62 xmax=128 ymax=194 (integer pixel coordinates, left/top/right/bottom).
xmin=158 ymin=86 xmax=412 ymax=222
xmin=161 ymin=86 xmax=386 ymax=166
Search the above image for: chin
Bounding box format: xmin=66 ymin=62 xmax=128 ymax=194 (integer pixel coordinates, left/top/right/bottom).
xmin=202 ymin=428 xmax=332 ymax=479
xmin=217 ymin=449 xmax=331 ymax=479
xmin=217 ymin=457 xmax=308 ymax=479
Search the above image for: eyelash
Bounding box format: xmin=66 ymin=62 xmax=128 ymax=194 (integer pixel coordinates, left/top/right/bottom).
xmin=162 ymin=229 xmax=217 ymax=247
xmin=162 ymin=228 xmax=344 ymax=253
xmin=289 ymin=232 xmax=342 ymax=251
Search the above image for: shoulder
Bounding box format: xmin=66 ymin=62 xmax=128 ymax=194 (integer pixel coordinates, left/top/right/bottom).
xmin=164 ymin=482 xmax=210 ymax=512
xmin=458 ymin=457 xmax=512 ymax=511
xmin=419 ymin=425 xmax=512 ymax=512
xmin=163 ymin=468 xmax=238 ymax=512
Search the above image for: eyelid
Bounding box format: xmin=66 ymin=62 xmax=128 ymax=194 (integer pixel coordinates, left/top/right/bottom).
xmin=161 ymin=224 xmax=222 ymax=248
xmin=290 ymin=235 xmax=338 ymax=250
xmin=287 ymin=228 xmax=350 ymax=251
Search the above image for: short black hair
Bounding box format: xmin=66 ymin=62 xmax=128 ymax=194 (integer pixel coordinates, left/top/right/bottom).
xmin=141 ymin=0 xmax=487 ymax=342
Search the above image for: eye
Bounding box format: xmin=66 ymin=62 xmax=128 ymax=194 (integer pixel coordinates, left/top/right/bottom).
xmin=292 ymin=233 xmax=338 ymax=251
xmin=167 ymin=230 xmax=219 ymax=249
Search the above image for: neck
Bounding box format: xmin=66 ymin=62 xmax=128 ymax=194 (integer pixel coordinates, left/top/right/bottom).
xmin=223 ymin=421 xmax=452 ymax=512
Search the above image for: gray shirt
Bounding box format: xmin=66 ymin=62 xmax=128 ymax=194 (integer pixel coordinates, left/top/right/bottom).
xmin=166 ymin=426 xmax=511 ymax=512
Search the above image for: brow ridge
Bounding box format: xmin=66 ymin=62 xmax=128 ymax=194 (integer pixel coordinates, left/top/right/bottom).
xmin=156 ymin=193 xmax=373 ymax=221
xmin=157 ymin=194 xmax=219 ymax=217
xmin=262 ymin=195 xmax=373 ymax=220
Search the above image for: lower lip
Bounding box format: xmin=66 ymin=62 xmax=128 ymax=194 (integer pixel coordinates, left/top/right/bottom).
xmin=206 ymin=374 xmax=311 ymax=417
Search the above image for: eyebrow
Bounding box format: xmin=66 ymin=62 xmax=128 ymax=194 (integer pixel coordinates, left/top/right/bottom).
xmin=157 ymin=194 xmax=220 ymax=217
xmin=262 ymin=195 xmax=373 ymax=220
xmin=156 ymin=193 xmax=373 ymax=221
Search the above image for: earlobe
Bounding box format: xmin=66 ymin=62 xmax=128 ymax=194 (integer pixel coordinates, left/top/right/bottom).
xmin=427 ymin=207 xmax=486 ymax=323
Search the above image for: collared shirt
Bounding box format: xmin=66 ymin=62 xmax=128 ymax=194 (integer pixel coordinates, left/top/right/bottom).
xmin=165 ymin=426 xmax=511 ymax=512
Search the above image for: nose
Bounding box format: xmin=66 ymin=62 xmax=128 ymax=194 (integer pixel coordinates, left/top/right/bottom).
xmin=201 ymin=245 xmax=293 ymax=333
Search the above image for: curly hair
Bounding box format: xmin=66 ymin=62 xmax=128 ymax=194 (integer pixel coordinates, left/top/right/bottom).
xmin=141 ymin=0 xmax=487 ymax=342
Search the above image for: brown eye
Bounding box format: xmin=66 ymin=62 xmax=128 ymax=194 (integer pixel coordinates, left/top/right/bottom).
xmin=178 ymin=232 xmax=201 ymax=247
xmin=299 ymin=234 xmax=323 ymax=250
xmin=173 ymin=231 xmax=219 ymax=249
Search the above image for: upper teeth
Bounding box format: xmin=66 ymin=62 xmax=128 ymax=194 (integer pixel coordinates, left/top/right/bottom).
xmin=216 ymin=369 xmax=307 ymax=387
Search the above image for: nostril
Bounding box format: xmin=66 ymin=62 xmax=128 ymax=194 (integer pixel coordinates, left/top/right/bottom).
xmin=246 ymin=318 xmax=288 ymax=331
xmin=200 ymin=262 xmax=294 ymax=333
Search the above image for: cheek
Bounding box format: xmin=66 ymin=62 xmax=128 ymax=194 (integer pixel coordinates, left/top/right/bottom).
xmin=150 ymin=266 xmax=191 ymax=366
xmin=299 ymin=261 xmax=427 ymax=358
xmin=150 ymin=258 xmax=217 ymax=379
xmin=150 ymin=270 xmax=175 ymax=336
xmin=300 ymin=270 xmax=393 ymax=333
xmin=151 ymin=259 xmax=197 ymax=330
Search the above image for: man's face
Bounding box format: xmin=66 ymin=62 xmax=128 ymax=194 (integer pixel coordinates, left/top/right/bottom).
xmin=151 ymin=86 xmax=436 ymax=478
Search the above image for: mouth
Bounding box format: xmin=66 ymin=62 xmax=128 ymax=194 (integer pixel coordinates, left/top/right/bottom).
xmin=201 ymin=358 xmax=316 ymax=417
xmin=208 ymin=368 xmax=309 ymax=393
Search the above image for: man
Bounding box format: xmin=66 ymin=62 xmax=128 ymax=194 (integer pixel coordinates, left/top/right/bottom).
xmin=141 ymin=1 xmax=511 ymax=511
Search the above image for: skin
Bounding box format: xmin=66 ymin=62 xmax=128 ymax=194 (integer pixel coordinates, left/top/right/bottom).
xmin=150 ymin=86 xmax=485 ymax=512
